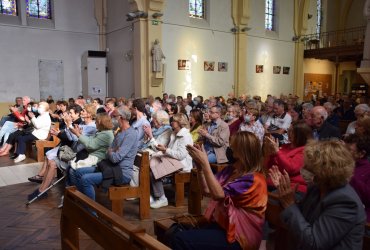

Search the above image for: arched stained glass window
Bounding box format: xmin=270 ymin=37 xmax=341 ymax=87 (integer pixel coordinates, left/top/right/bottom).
xmin=0 ymin=0 xmax=17 ymax=16
xmin=189 ymin=0 xmax=205 ymax=19
xmin=26 ymin=0 xmax=51 ymax=19
xmin=265 ymin=0 xmax=275 ymax=31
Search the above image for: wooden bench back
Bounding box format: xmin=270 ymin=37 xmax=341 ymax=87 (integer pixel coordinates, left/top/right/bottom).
xmin=109 ymin=151 xmax=150 ymax=219
xmin=61 ymin=186 xmax=169 ymax=250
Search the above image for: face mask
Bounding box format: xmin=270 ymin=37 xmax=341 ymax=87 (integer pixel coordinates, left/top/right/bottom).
xmin=300 ymin=168 xmax=315 ymax=184
xmin=193 ymin=100 xmax=198 ymax=106
xmin=38 ymin=107 xmax=45 ymax=114
xmin=203 ymin=104 xmax=208 ymax=109
xmin=86 ymin=99 xmax=91 ymax=104
xmin=167 ymin=98 xmax=173 ymax=103
xmin=32 ymin=107 xmax=38 ymax=112
xmin=149 ymin=106 xmax=154 ymax=114
xmin=27 ymin=107 xmax=32 ymax=112
xmin=244 ymin=114 xmax=251 ymax=123
xmin=226 ymin=115 xmax=234 ymax=121
xmin=111 ymin=118 xmax=119 ymax=131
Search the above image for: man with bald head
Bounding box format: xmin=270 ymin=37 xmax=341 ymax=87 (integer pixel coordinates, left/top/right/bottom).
xmin=311 ymin=106 xmax=341 ymax=140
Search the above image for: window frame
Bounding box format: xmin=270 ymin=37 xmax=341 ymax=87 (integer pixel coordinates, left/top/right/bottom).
xmin=26 ymin=0 xmax=54 ymax=28
xmin=189 ymin=0 xmax=205 ymax=20
xmin=265 ymin=0 xmax=275 ymax=31
xmin=316 ymin=0 xmax=322 ymax=38
xmin=0 ymin=0 xmax=21 ymax=25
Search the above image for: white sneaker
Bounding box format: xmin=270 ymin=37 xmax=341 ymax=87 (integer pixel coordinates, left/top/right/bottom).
xmin=14 ymin=154 xmax=26 ymax=163
xmin=150 ymin=196 xmax=168 ymax=209
xmin=150 ymin=195 xmax=154 ymax=204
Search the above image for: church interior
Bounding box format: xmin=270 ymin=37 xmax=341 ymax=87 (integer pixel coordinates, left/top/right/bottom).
xmin=0 ymin=0 xmax=370 ymax=249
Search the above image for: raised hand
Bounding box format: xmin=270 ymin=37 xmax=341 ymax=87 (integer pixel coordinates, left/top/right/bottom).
xmin=268 ymin=165 xmax=282 ymax=188
xmin=186 ymin=144 xmax=209 ymax=170
xmin=276 ymin=170 xmax=295 ymax=208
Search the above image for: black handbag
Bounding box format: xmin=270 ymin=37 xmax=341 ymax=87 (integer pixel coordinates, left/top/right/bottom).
xmin=97 ymin=159 xmax=123 ymax=189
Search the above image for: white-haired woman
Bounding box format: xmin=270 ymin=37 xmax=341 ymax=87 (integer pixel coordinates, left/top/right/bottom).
xmin=149 ymin=113 xmax=193 ymax=209
xmin=141 ymin=110 xmax=172 ymax=155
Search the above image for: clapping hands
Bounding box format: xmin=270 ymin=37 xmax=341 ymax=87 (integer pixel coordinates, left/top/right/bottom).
xmin=268 ymin=165 xmax=296 ymax=208
xmin=186 ymin=144 xmax=208 ymax=170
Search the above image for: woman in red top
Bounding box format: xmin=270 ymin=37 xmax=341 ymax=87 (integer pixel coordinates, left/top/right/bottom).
xmin=264 ymin=121 xmax=313 ymax=196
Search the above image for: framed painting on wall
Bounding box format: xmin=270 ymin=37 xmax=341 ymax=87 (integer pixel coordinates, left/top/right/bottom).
xmin=178 ymin=60 xmax=190 ymax=70
xmin=204 ymin=61 xmax=215 ymax=71
xmin=256 ymin=65 xmax=263 ymax=73
xmin=273 ymin=66 xmax=281 ymax=74
xmin=283 ymin=66 xmax=290 ymax=74
xmin=218 ymin=62 xmax=228 ymax=72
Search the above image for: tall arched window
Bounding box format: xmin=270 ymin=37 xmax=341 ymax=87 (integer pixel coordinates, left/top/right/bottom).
xmin=265 ymin=0 xmax=275 ymax=31
xmin=189 ymin=0 xmax=205 ymax=19
xmin=0 ymin=0 xmax=17 ymax=16
xmin=26 ymin=0 xmax=51 ymax=19
xmin=316 ymin=0 xmax=322 ymax=36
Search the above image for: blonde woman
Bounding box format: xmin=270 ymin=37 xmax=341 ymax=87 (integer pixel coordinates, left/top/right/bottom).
xmin=149 ymin=113 xmax=193 ymax=209
xmin=269 ymin=140 xmax=366 ymax=249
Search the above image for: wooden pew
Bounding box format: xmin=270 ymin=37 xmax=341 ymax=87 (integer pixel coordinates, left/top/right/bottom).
xmin=109 ymin=151 xmax=150 ymax=220
xmin=174 ymin=170 xmax=191 ymax=207
xmin=188 ymin=168 xmax=202 ymax=215
xmin=26 ymin=122 xmax=60 ymax=162
xmin=210 ymin=163 xmax=228 ymax=173
xmin=61 ymin=186 xmax=169 ymax=250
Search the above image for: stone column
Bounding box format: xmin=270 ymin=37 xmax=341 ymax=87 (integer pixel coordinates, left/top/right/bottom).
xmin=231 ymin=0 xmax=249 ymax=97
xmin=94 ymin=0 xmax=107 ymax=51
xmin=129 ymin=0 xmax=165 ymax=98
xmin=292 ymin=0 xmax=309 ymax=97
xmin=358 ymin=0 xmax=370 ymax=84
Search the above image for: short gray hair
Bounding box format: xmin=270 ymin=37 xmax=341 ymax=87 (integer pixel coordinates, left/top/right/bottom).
xmin=117 ymin=106 xmax=131 ymax=121
xmin=355 ymin=104 xmax=370 ymax=113
xmin=302 ymin=102 xmax=314 ymax=110
xmin=152 ymin=110 xmax=169 ymax=125
xmin=323 ymin=102 xmax=334 ymax=112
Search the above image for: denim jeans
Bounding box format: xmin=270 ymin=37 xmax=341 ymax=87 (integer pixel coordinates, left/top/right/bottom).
xmin=69 ymin=167 xmax=102 ymax=201
xmin=0 ymin=121 xmax=17 ymax=146
xmin=207 ymin=152 xmax=217 ymax=164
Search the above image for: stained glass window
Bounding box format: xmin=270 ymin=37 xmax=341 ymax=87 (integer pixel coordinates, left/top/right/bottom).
xmin=265 ymin=0 xmax=275 ymax=31
xmin=26 ymin=0 xmax=51 ymax=19
xmin=0 ymin=0 xmax=17 ymax=16
xmin=316 ymin=0 xmax=322 ymax=36
xmin=189 ymin=0 xmax=205 ymax=19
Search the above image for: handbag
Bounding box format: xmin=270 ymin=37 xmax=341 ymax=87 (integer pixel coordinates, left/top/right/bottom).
xmin=58 ymin=145 xmax=76 ymax=162
xmin=97 ymin=159 xmax=123 ymax=189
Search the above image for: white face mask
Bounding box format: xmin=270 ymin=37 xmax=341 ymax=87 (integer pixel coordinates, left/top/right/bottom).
xmin=300 ymin=168 xmax=315 ymax=184
xmin=27 ymin=107 xmax=32 ymax=112
xmin=38 ymin=107 xmax=45 ymax=114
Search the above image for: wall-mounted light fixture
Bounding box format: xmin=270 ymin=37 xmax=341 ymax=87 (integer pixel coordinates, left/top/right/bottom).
xmin=126 ymin=11 xmax=148 ymax=21
xmin=241 ymin=27 xmax=252 ymax=32
xmin=152 ymin=12 xmax=163 ymax=19
xmin=230 ymin=27 xmax=239 ymax=33
xmin=292 ymin=35 xmax=300 ymax=41
xmin=307 ymin=13 xmax=313 ymax=19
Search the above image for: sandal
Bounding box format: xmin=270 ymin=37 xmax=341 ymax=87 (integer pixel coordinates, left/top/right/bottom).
xmin=28 ymin=175 xmax=44 ymax=184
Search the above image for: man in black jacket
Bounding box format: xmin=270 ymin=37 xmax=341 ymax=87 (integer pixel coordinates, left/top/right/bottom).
xmin=311 ymin=106 xmax=341 ymax=140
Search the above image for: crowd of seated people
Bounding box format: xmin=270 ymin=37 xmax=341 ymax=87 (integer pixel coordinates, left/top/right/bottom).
xmin=1 ymin=90 xmax=369 ymax=249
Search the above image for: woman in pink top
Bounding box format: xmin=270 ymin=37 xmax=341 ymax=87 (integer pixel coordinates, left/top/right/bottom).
xmin=172 ymin=131 xmax=267 ymax=250
xmin=265 ymin=121 xmax=313 ymax=196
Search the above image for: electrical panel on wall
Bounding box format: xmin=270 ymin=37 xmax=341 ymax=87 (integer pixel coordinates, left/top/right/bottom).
xmin=81 ymin=51 xmax=107 ymax=100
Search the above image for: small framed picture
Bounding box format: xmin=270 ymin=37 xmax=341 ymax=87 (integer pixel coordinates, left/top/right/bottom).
xmin=204 ymin=61 xmax=215 ymax=71
xmin=283 ymin=66 xmax=290 ymax=74
xmin=273 ymin=66 xmax=281 ymax=74
xmin=218 ymin=62 xmax=228 ymax=72
xmin=256 ymin=65 xmax=263 ymax=73
xmin=178 ymin=60 xmax=190 ymax=70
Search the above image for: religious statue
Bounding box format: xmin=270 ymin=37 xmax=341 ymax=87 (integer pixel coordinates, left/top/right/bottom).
xmin=151 ymin=39 xmax=165 ymax=72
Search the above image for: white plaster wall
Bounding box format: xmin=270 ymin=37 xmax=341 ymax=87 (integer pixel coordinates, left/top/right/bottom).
xmin=106 ymin=0 xmax=133 ymax=98
xmin=246 ymin=37 xmax=295 ymax=98
xmin=346 ymin=0 xmax=367 ymax=29
xmin=304 ymin=58 xmax=335 ymax=74
xmin=245 ymin=0 xmax=295 ymax=98
xmin=0 ymin=0 xmax=99 ymax=102
xmin=162 ymin=0 xmax=234 ymax=98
